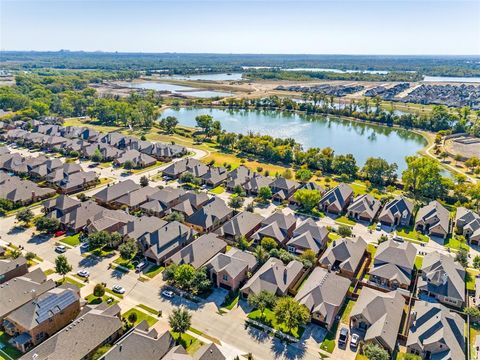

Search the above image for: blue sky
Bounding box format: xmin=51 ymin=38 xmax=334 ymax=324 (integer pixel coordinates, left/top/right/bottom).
xmin=1 ymin=0 xmax=479 ymax=55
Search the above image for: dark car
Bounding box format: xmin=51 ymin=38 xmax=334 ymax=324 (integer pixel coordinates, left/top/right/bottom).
xmin=338 ymin=327 xmax=349 ymax=346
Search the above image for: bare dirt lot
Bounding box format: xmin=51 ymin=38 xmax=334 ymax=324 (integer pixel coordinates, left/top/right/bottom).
xmin=445 ymin=136 xmax=480 ymax=159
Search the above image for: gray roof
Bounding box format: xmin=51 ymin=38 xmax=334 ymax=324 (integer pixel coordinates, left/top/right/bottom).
xmin=319 ymin=237 xmax=367 ymax=273
xmin=19 ymin=304 xmax=122 ymax=360
xmin=287 ymin=218 xmax=328 ymax=254
xmin=241 ymin=257 xmax=303 ymax=296
xmin=378 ymin=196 xmax=414 ymax=223
xmin=86 ymin=209 xmax=135 ymax=233
xmin=6 ymin=286 xmax=79 ymax=331
xmin=219 ymin=211 xmax=264 ymax=238
xmin=417 ymin=252 xmax=465 ymax=303
xmin=43 ymin=195 xmax=81 ymax=213
xmin=295 ymin=267 xmax=350 ymax=326
xmin=201 ymin=167 xmax=228 ymax=185
xmin=162 ymin=345 xmax=191 ymax=360
xmin=0 ymin=257 xmax=27 ymax=276
xmin=370 ymin=239 xmax=416 ymax=285
xmin=407 ymin=301 xmax=465 ymax=360
xmin=253 ymin=211 xmax=296 ymax=243
xmin=93 ymin=179 xmax=140 ymax=203
xmin=0 ymin=176 xmax=56 ymax=203
xmin=318 ymin=183 xmax=353 ymax=211
xmin=187 ymin=198 xmax=233 ymax=229
xmin=166 ymin=233 xmax=227 ymax=269
xmin=148 ymin=187 xmax=187 ymax=207
xmin=115 ymin=186 xmax=160 ymax=207
xmin=120 ymin=215 xmax=167 ymax=241
xmin=206 ymin=248 xmax=257 ymax=279
xmin=60 ymin=200 xmax=105 ymax=230
xmin=415 ymin=200 xmax=450 ymax=235
xmin=0 ymin=269 xmax=55 ymax=319
xmin=226 ymin=166 xmax=255 ymax=188
xmin=243 ymin=175 xmax=273 ymax=193
xmin=193 ymin=343 xmax=226 ymax=360
xmin=347 ymin=194 xmax=381 ymax=219
xmin=103 ymin=323 xmax=175 ymax=360
xmin=350 ymin=288 xmax=404 ymax=351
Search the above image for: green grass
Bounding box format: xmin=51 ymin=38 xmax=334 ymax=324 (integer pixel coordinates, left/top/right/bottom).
xmin=60 ymin=233 xmax=81 ymax=246
xmin=170 ymin=332 xmax=204 ymax=354
xmin=105 ymin=288 xmax=124 ymax=299
xmin=137 ymin=304 xmax=161 ymax=316
xmin=90 ymin=344 xmax=112 ymax=360
xmin=340 ymin=299 xmax=355 ymax=325
xmin=335 ymin=216 xmax=356 ymax=226
xmin=396 ymin=226 xmax=429 ymax=243
xmin=145 ymin=264 xmax=164 ymax=278
xmin=209 ymin=186 xmax=225 ymax=194
xmin=327 ymin=232 xmax=341 ymax=246
xmin=122 ymin=308 xmax=158 ymax=327
xmin=84 ymin=294 xmax=118 ymax=306
xmin=43 ymin=268 xmax=55 ymax=276
xmin=0 ymin=331 xmax=23 ymax=360
xmin=414 ymin=255 xmax=424 ymax=270
xmin=247 ymin=308 xmax=305 ymax=339
xmin=444 ymin=236 xmax=470 ymax=251
xmin=113 ymin=257 xmax=135 ymax=269
xmin=221 ymin=291 xmax=239 ymax=310
xmin=466 ymin=268 xmax=479 ymax=291
xmin=470 ymin=323 xmax=480 ymax=360
xmin=56 ymin=276 xmax=85 ymax=288
xmin=320 ymin=339 xmax=335 ymax=353
xmin=367 ymin=243 xmax=377 ymax=257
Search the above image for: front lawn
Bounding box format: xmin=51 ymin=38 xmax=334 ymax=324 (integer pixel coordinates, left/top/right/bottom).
xmin=85 ymin=294 xmax=118 ymax=306
xmin=122 ymin=308 xmax=158 ymax=327
xmin=327 ymin=232 xmax=341 ymax=246
xmin=247 ymin=308 xmax=305 ymax=339
xmin=170 ymin=332 xmax=204 ymax=354
xmin=209 ymin=186 xmax=225 ymax=195
xmin=60 ymin=233 xmax=81 ymax=246
xmin=113 ymin=257 xmax=135 ymax=270
xmin=56 ymin=276 xmax=85 ymax=288
xmin=137 ymin=304 xmax=161 ymax=316
xmin=444 ymin=236 xmax=470 ymax=251
xmin=320 ymin=339 xmax=335 ymax=353
xmin=340 ymin=299 xmax=355 ymax=325
xmin=367 ymin=243 xmax=377 ymax=257
xmin=335 ymin=216 xmax=356 ymax=226
xmin=0 ymin=330 xmax=23 ymax=360
xmin=145 ymin=264 xmax=164 ymax=278
xmin=221 ymin=291 xmax=239 ymax=310
xmin=466 ymin=268 xmax=479 ymax=291
xmin=396 ymin=226 xmax=429 ymax=243
xmin=414 ymin=255 xmax=424 ymax=270
xmin=43 ymin=268 xmax=55 ymax=276
xmin=105 ymin=288 xmax=124 ymax=299
xmin=470 ymin=323 xmax=480 ymax=359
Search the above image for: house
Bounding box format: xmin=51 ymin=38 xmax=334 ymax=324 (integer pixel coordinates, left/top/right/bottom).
xmin=192 ymin=343 xmax=226 ymax=360
xmin=318 ymin=183 xmax=353 ymax=214
xmin=4 ymin=285 xmax=81 ymax=353
xmin=0 ymin=269 xmax=55 ymax=321
xmin=406 ymin=301 xmax=465 ymax=360
xmin=170 ymin=192 xmax=210 ymax=218
xmin=150 ymin=143 xmax=186 ymax=161
xmin=45 ymin=163 xmax=83 ymax=184
xmin=0 ymin=176 xmax=56 ymax=206
xmin=217 ymin=211 xmax=264 ymax=241
xmin=30 ymin=159 xmax=63 ymax=180
xmin=162 ymin=158 xmax=205 ymax=179
xmin=85 ymin=209 xmax=136 ymax=235
xmin=120 ymin=216 xmax=167 ymax=242
xmin=269 ymin=177 xmax=300 ymax=202
xmin=349 ymin=288 xmax=404 ymax=353
xmin=240 ymin=257 xmax=304 ymax=298
xmin=201 ymin=167 xmax=228 ymax=187
xmin=243 ymin=175 xmax=273 ymax=196
xmin=112 ymin=186 xmax=160 ymax=210
xmin=378 ymin=196 xmax=414 ymax=227
xmin=101 ymin=132 xmax=127 ymax=148
xmin=0 ymin=257 xmax=28 ymax=284
xmin=103 ymin=322 xmax=175 ymax=360
xmin=455 ymin=207 xmax=480 ymax=245
xmin=165 ymin=233 xmax=227 ymax=269
xmin=19 ymin=303 xmax=123 ymax=360
xmin=56 ymin=171 xmax=99 ymax=194
xmin=138 ymin=221 xmax=196 ymax=265
xmin=59 ymin=200 xmax=105 ymax=232
xmin=43 ymin=195 xmax=81 ymax=219
xmin=286 ymin=218 xmax=328 ymax=256
xmin=93 ymin=180 xmax=141 ymax=206
xmin=319 ymin=237 xmax=367 ymax=278
xmin=186 ymin=198 xmax=233 ymax=232
xmin=114 ymin=149 xmax=157 ymax=169
xmin=417 ymin=252 xmax=465 ymax=308
xmin=226 ymin=166 xmax=255 ymax=191
xmin=289 ymin=182 xmax=324 ymax=205
xmin=139 ymin=187 xmax=187 ymax=217
xmin=294 ymin=267 xmax=351 ymax=329
xmin=206 ymin=248 xmax=258 ymax=291
xmin=252 ymin=211 xmax=296 ymax=246
xmin=347 ymin=194 xmax=381 ymax=223
xmin=369 ymin=239 xmax=416 ymax=290
xmin=415 ymin=200 xmax=451 ymax=239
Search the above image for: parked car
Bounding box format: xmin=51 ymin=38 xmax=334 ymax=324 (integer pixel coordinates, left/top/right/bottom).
xmin=112 ymin=285 xmax=125 ymax=294
xmin=135 ymin=261 xmax=147 ymax=272
xmin=162 ymin=290 xmax=174 ymax=298
xmin=350 ymin=333 xmax=360 ymax=348
xmin=77 ymin=270 xmax=90 ymax=278
xmin=55 ymin=245 xmax=66 ymax=253
xmin=54 ymin=230 xmax=66 ymax=237
xmin=88 ymin=163 xmax=99 ymax=168
xmin=375 ymin=223 xmax=382 ymax=231
xmin=80 ymin=242 xmax=90 ymax=250
xmin=338 ymin=327 xmax=349 ymax=346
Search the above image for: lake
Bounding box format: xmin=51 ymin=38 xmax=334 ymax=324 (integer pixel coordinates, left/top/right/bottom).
xmin=423 ymin=76 xmax=480 ymax=83
xmin=161 ymin=107 xmax=427 ymax=172
xmin=163 ymin=73 xmax=243 ymax=81
xmin=127 ymin=82 xmax=234 ymax=98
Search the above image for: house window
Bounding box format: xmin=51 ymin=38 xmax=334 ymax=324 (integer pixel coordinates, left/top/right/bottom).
xmin=287 ymin=246 xmax=296 ymax=253
xmin=223 ymin=275 xmax=228 ymax=281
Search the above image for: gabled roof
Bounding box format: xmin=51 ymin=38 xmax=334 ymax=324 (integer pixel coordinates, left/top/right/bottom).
xmin=206 ymin=248 xmax=257 ymax=279
xmin=43 ymin=195 xmax=81 ymax=213
xmin=374 ymin=239 xmax=416 ymax=272
xmin=350 ymin=288 xmax=404 ymax=351
xmin=0 ymin=257 xmax=27 ymax=276
xmin=252 ymin=211 xmax=296 ymax=243
xmin=415 ymin=200 xmax=450 ymax=234
xmin=60 ymin=200 xmax=105 ymax=230
xmin=187 ymin=198 xmax=232 ymax=229
xmin=378 ymin=196 xmax=414 ymax=223
xmin=348 ymin=194 xmax=381 ymax=219
xmin=201 ymin=167 xmax=228 ymax=184
xmin=291 ymin=218 xmax=328 ymax=244
xmin=319 ymin=183 xmax=353 ymax=210
xmin=295 ymin=267 xmax=350 ymax=326
xmin=120 ymin=216 xmax=167 ymax=241
xmin=407 ymin=301 xmax=465 ymax=360
xmin=243 ymin=175 xmax=273 ymax=193
xmin=218 ymin=211 xmax=264 ymax=238
xmin=115 ymin=186 xmax=160 ymax=207
xmin=93 ymin=179 xmax=140 ymax=203
xmin=270 ymin=177 xmax=299 ymax=192
xmin=319 ymin=237 xmax=367 ymax=273
xmin=193 ymin=343 xmax=226 ymax=360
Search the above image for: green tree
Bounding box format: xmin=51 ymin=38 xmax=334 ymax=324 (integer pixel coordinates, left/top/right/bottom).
xmin=402 ymin=156 xmax=447 ymax=199
xmin=247 ymin=290 xmax=277 ymax=318
xmin=473 ymin=255 xmax=480 ymax=269
xmin=119 ymin=238 xmax=138 ymax=260
xmin=160 ymin=116 xmax=178 ymax=134
xmin=174 ymin=264 xmax=196 ymax=290
xmin=455 ymin=248 xmax=469 ymax=268
xmin=228 ymin=196 xmax=245 ymax=211
xmin=299 ymin=249 xmax=316 ymax=267
xmin=295 ymin=168 xmax=312 ymax=182
xmin=195 ymin=114 xmax=214 ymax=134
xmin=55 ymin=255 xmax=72 ymax=279
xmin=362 ymin=343 xmax=389 ymax=360
xmin=169 ymin=307 xmax=192 ymax=340
xmin=10 ymin=248 xmax=22 ymax=259
xmin=332 ymin=154 xmax=358 ymax=178
xmin=25 ymin=251 xmax=36 ymax=261
xmin=274 ymin=297 xmax=310 ymax=333
xmin=124 ymin=160 xmax=135 ymax=170
xmin=260 ymin=237 xmax=278 ymax=251
xmin=258 ymin=186 xmax=272 ymax=202
xmin=338 ymin=225 xmax=352 ymax=238
xmin=87 ymin=231 xmax=111 ymax=249
xmin=16 ymin=208 xmax=34 ymax=226
xmin=35 ymin=217 xmax=61 ymax=233
xmin=90 ymin=148 xmax=104 ymax=163
xmin=164 ymin=211 xmax=185 ymax=222
xmin=93 ymin=283 xmax=105 ymax=297
xmin=238 ymin=235 xmax=249 ymax=250
xmin=254 ymin=245 xmax=269 ymax=264
xmin=293 ymin=189 xmax=321 ymax=211
xmin=362 ymin=157 xmax=398 ymax=185
xmin=127 ymin=312 xmax=138 ymax=324
xmin=140 ymin=175 xmax=149 ymax=187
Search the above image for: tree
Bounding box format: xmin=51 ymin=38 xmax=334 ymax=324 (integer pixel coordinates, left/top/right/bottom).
xmin=35 ymin=217 xmax=61 ymax=233
xmin=124 ymin=160 xmax=135 ymax=170
xmin=254 ymin=245 xmax=269 ymax=264
xmin=299 ymin=249 xmax=316 ymax=267
xmin=464 ymin=306 xmax=480 ymax=318
xmin=293 ymin=189 xmax=321 ymax=211
xmin=169 ymin=307 xmax=192 ymax=340
xmin=195 ymin=114 xmax=214 ymax=134
xmin=173 ymin=264 xmax=196 ymax=290
xmin=229 ymin=196 xmax=244 ymax=211
xmin=282 ymin=169 xmax=293 ymax=180
xmin=10 ymin=248 xmax=22 ymax=259
xmin=238 ymin=235 xmax=249 ymax=250
xmin=55 ymin=255 xmax=72 ymax=279
xmin=127 ymin=312 xmax=138 ymax=324
xmin=164 ymin=211 xmax=185 ymax=222
xmin=247 ymin=290 xmax=277 ymax=318
xmin=93 ymin=283 xmax=105 ymax=297
xmin=295 ymin=168 xmax=312 ymax=182
xmin=402 ymin=156 xmax=447 ymax=199
xmin=338 ymin=225 xmax=352 ymax=238
xmin=332 ymin=154 xmax=358 ymax=178
xmin=260 ymin=237 xmax=278 ymax=251
xmin=140 ymin=175 xmax=149 ymax=187
xmin=473 ymin=255 xmax=480 ymax=269
xmin=90 ymin=148 xmax=104 ymax=163
xmin=16 ymin=208 xmax=34 ymax=226
xmin=258 ymin=187 xmax=272 ymax=202
xmin=274 ymin=297 xmax=310 ymax=333
xmin=87 ymin=231 xmax=111 ymax=249
xmin=159 ymin=116 xmax=178 ymax=134
xmin=362 ymin=343 xmax=389 ymax=360
xmin=119 ymin=238 xmax=138 ymax=260
xmin=455 ymin=248 xmax=469 ymax=268
xmin=362 ymin=157 xmax=398 ymax=185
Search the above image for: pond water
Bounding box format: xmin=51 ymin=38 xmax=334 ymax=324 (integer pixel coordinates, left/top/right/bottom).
xmin=161 ymin=107 xmax=427 ymax=172
xmin=128 ymin=82 xmax=233 ymax=98
xmin=163 ymin=73 xmax=243 ymax=81
xmin=423 ymin=76 xmax=480 ymax=83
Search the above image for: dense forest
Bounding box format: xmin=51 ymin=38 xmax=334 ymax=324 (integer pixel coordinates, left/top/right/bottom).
xmin=1 ymin=51 xmax=480 ymax=77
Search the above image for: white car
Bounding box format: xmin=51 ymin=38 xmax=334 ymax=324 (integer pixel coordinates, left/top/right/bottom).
xmin=80 ymin=242 xmax=89 ymax=250
xmin=350 ymin=333 xmax=360 ymax=348
xmin=375 ymin=223 xmax=382 ymax=231
xmin=162 ymin=290 xmax=174 ymax=298
xmin=112 ymin=285 xmax=125 ymax=294
xmin=77 ymin=270 xmax=90 ymax=278
xmin=135 ymin=261 xmax=147 ymax=272
xmin=55 ymin=245 xmax=66 ymax=253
